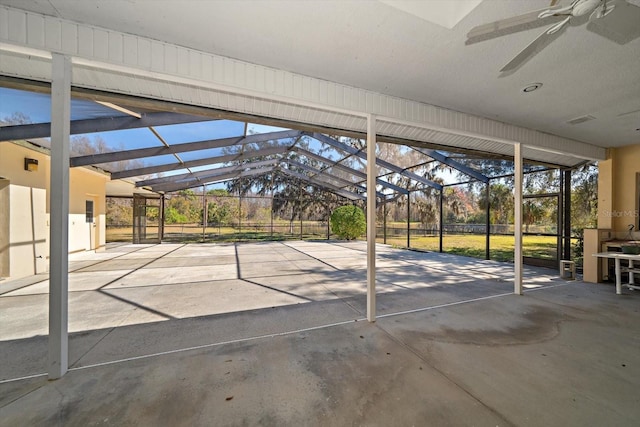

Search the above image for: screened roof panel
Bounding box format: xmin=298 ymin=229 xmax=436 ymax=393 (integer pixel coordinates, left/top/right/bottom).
xmin=1 ymin=85 xmax=596 ymax=196
xmin=322 ymin=166 xmax=363 ymax=184
xmin=152 ymin=119 xmax=244 ymax=144
xmin=0 ymin=87 xmax=130 ymax=125
xmin=69 ymin=127 xmax=161 ymax=155
xmin=178 ymin=147 xmax=230 ymax=162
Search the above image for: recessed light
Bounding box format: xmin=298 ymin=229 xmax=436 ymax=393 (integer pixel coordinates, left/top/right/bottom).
xmin=522 ymin=83 xmax=543 ymax=93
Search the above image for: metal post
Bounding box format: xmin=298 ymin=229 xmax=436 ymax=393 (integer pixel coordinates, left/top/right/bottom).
xmin=514 ymin=143 xmax=524 ymax=295
xmin=202 ymin=185 xmax=206 ymax=243
xmin=160 ymin=194 xmax=165 ymax=241
xmin=383 ymin=198 xmax=387 ymax=245
xmin=270 ymin=173 xmax=275 ymax=238
xmin=406 ymin=192 xmax=410 ymax=248
xmin=558 ymin=171 xmax=564 ymax=264
xmin=238 ymin=185 xmax=242 ymax=235
xmin=563 ymin=169 xmax=572 ymax=261
xmin=439 ymin=190 xmax=444 ymax=253
xmin=49 ymin=54 xmax=71 ymax=379
xmin=300 ymin=185 xmax=303 ymax=240
xmin=366 ymin=114 xmax=377 ymax=322
xmin=485 ymin=182 xmax=491 ymax=260
xmin=326 ymin=214 xmax=330 ymax=240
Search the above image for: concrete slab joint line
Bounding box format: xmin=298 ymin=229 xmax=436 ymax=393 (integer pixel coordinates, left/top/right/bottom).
xmin=1 ymin=242 xmax=638 ymax=426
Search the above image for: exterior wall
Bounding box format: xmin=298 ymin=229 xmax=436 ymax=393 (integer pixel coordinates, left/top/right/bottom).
xmin=0 ymin=179 xmax=10 ymax=277
xmin=0 ymin=142 xmax=50 ymax=278
xmin=611 ymin=144 xmax=640 ymax=231
xmin=598 ymin=144 xmax=640 ymax=232
xmin=586 ymin=143 xmax=640 ymax=283
xmin=0 ymin=142 xmax=108 ymax=279
xmin=68 ymin=168 xmax=107 ymax=252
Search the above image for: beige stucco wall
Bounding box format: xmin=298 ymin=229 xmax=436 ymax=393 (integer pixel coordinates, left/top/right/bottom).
xmin=597 ymin=144 xmax=640 ymax=232
xmin=0 ymin=141 xmax=108 ymax=279
xmin=585 ymin=144 xmax=640 ymax=283
xmin=0 ymin=179 xmax=10 ymax=277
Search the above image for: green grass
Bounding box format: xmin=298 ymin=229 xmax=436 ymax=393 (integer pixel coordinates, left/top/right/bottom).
xmin=106 ymin=224 xmax=329 ymax=243
xmin=378 ymin=234 xmax=558 ymax=263
xmin=108 ymin=224 xmax=562 ymax=265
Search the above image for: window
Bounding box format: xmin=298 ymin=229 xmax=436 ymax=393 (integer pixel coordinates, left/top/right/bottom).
xmin=86 ymin=200 xmax=94 ymax=223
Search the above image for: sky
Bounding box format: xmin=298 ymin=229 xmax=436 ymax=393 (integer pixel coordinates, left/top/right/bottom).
xmin=0 ymin=86 xmax=460 ymax=186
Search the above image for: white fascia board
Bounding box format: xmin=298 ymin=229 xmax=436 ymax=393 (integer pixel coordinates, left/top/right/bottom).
xmin=0 ymin=5 xmax=606 ymax=162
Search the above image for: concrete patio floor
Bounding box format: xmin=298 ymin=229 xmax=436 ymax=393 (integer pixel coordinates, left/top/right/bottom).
xmin=0 ymin=241 xmax=638 ymax=426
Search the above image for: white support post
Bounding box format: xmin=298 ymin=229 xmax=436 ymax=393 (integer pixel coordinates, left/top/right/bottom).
xmin=514 ymin=142 xmax=523 ymax=295
xmin=49 ymin=54 xmax=71 ymax=379
xmin=366 ymin=114 xmax=377 ymax=322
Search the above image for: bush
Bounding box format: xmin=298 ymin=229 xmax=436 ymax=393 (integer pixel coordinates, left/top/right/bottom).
xmin=330 ymin=205 xmax=366 ymax=240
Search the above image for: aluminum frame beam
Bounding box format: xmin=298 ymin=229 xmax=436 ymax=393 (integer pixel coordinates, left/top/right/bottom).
xmin=70 ymin=129 xmax=302 ymax=167
xmin=135 ymin=158 xmax=279 ymax=187
xmin=285 ymin=159 xmax=386 ymax=198
xmin=152 ymin=166 xmax=275 ymax=193
xmin=143 ymin=159 xmax=279 ymax=190
xmin=413 ymin=147 xmax=489 ymax=184
xmin=279 ymin=167 xmax=365 ymax=201
xmin=311 ymin=133 xmax=443 ymax=191
xmin=0 ymin=112 xmax=213 ymax=142
xmin=293 ymin=147 xmax=409 ymax=195
xmin=287 ymin=159 xmax=365 ymax=190
xmin=111 ymin=145 xmax=291 ymax=179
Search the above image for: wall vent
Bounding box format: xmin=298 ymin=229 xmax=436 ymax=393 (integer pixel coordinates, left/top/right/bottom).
xmin=567 ymin=115 xmax=596 ymax=125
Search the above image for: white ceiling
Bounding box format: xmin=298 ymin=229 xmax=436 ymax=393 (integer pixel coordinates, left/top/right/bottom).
xmin=1 ymin=0 xmax=639 ymax=148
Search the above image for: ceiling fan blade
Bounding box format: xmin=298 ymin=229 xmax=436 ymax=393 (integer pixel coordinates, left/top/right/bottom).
xmin=587 ymin=0 xmax=640 ymax=44
xmin=500 ymin=25 xmax=564 ymax=72
xmin=466 ymin=7 xmax=565 ymax=45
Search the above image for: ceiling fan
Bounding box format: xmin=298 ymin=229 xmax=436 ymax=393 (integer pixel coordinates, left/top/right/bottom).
xmin=466 ymin=0 xmax=640 ymax=72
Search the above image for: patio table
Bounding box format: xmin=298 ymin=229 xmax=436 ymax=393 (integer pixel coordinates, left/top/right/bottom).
xmin=593 ymin=252 xmax=640 ymax=294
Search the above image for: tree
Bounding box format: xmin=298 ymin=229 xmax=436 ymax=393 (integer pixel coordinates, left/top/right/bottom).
xmin=523 ymin=200 xmax=545 ymax=233
xmin=571 ymin=163 xmax=598 ymax=231
xmin=478 ymin=182 xmax=514 ymax=230
xmin=330 ymin=205 xmax=366 ymax=240
xmin=165 ymin=190 xmax=202 ymax=224
xmin=71 ymin=135 xmax=145 ymax=172
xmin=206 ymin=189 xmax=238 ymax=225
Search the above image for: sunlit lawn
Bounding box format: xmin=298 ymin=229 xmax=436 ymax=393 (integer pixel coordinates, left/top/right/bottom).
xmin=108 ymin=225 xmax=558 ymax=264
xmin=378 ymin=234 xmax=558 ymax=263
xmin=106 ymin=222 xmax=330 ymax=243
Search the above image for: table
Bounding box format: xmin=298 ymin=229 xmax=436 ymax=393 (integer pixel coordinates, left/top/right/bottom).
xmin=593 ymin=252 xmax=640 ymax=294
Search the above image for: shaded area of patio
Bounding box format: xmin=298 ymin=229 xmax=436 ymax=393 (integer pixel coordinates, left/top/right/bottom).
xmin=1 ymin=242 xmax=638 ymax=426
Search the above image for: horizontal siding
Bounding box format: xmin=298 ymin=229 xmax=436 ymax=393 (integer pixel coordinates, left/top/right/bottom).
xmin=0 ymin=5 xmax=606 ymax=163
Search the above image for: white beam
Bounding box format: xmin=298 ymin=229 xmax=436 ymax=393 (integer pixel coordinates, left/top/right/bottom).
xmin=514 ymin=142 xmax=523 ymax=295
xmin=49 ymin=54 xmax=71 ymax=379
xmin=366 ymin=114 xmax=377 ymax=322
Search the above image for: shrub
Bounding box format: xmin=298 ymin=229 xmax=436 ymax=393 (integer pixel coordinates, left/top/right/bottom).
xmin=330 ymin=205 xmax=366 ymax=240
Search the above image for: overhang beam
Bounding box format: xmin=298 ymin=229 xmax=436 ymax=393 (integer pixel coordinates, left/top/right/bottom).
xmin=0 ymin=112 xmax=213 ymax=143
